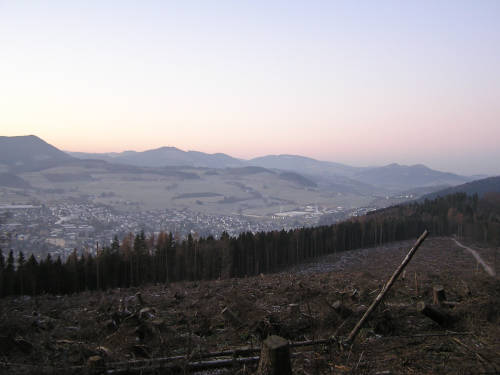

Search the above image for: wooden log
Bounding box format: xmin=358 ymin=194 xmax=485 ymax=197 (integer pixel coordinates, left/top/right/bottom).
xmin=417 ymin=301 xmax=452 ymax=327
xmin=433 ymin=285 xmax=446 ymax=305
xmin=257 ymin=335 xmax=292 ymax=375
xmin=346 ymin=230 xmax=429 ymax=344
xmin=106 ymin=337 xmax=335 ymax=371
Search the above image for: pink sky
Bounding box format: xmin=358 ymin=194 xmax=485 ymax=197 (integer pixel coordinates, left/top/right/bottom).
xmin=1 ymin=1 xmax=499 ymax=175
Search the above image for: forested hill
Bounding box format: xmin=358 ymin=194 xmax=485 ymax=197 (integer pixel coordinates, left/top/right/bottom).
xmin=421 ymin=176 xmax=500 ymax=200
xmin=1 ymin=192 xmax=499 ymax=297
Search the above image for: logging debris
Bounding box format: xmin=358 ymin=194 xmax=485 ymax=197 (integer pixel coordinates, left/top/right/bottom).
xmin=0 ymin=237 xmax=499 ymax=374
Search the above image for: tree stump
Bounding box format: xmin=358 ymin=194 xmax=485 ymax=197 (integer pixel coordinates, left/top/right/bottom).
xmin=257 ymin=335 xmax=292 ymax=375
xmin=332 ymin=300 xmax=352 ymax=318
xmin=288 ymin=304 xmax=300 ymax=315
xmin=87 ymin=355 xmax=104 ymax=373
xmin=136 ymin=292 xmax=145 ymax=306
xmin=433 ymin=285 xmax=446 ymax=305
xmin=462 ymin=281 xmax=471 ymax=296
xmin=221 ymin=307 xmax=242 ymax=327
xmin=417 ymin=301 xmax=452 ymax=327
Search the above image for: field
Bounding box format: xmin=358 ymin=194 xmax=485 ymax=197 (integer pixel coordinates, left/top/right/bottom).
xmin=1 ymin=237 xmax=499 ymax=374
xmin=9 ymin=165 xmax=377 ymax=216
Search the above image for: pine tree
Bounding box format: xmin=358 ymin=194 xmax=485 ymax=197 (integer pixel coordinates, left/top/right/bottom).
xmin=25 ymin=254 xmax=38 ymax=295
xmin=17 ymin=251 xmax=26 ymax=295
xmin=0 ymin=249 xmax=5 ymax=297
xmin=4 ymin=250 xmax=15 ymax=295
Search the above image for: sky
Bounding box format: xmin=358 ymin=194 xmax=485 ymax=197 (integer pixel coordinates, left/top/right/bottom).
xmin=1 ymin=1 xmax=499 ymax=176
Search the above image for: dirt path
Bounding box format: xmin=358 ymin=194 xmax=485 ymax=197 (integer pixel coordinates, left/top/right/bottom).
xmin=452 ymin=237 xmax=496 ymax=277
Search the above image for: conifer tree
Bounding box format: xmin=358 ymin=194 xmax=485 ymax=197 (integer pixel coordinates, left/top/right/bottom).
xmin=25 ymin=254 xmax=38 ymax=295
xmin=17 ymin=251 xmax=25 ymax=295
xmin=0 ymin=249 xmax=4 ymax=297
xmin=4 ymin=250 xmax=15 ymax=296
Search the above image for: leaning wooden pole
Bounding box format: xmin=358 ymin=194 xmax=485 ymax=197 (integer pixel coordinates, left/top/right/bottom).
xmin=346 ymin=230 xmax=429 ymax=344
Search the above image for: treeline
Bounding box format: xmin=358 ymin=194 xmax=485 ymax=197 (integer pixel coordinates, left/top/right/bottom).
xmin=1 ymin=192 xmax=499 ymax=297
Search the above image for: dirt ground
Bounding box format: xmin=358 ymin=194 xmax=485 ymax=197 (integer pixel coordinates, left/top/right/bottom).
xmin=1 ymin=237 xmax=499 ymax=374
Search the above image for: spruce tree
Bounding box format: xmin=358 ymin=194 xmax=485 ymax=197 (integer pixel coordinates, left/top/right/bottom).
xmin=0 ymin=249 xmax=4 ymax=297
xmin=25 ymin=254 xmax=38 ymax=295
xmin=17 ymin=251 xmax=26 ymax=295
xmin=5 ymin=250 xmax=15 ymax=295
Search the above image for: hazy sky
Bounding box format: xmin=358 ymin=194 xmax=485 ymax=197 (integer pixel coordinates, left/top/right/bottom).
xmin=1 ymin=1 xmax=499 ymax=175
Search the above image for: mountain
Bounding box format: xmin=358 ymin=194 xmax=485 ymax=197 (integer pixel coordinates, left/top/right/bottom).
xmin=0 ymin=135 xmax=75 ymax=172
xmin=4 ymin=135 xmax=468 ymax=194
xmin=422 ymin=176 xmax=500 ymax=200
xmin=352 ymin=163 xmax=471 ymax=191
xmin=247 ymin=156 xmax=473 ymax=193
xmin=248 ymin=154 xmax=364 ymax=177
xmin=68 ymin=147 xmax=245 ymax=169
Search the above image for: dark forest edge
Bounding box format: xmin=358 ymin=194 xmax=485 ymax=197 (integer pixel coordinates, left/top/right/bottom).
xmin=1 ymin=192 xmax=499 ymax=297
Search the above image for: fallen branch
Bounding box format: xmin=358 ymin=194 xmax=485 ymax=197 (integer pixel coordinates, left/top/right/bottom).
xmin=346 ymin=230 xmax=429 ymax=344
xmin=377 ymin=331 xmax=472 ymax=339
xmin=108 ymin=351 xmax=317 ymax=374
xmin=93 ymin=338 xmax=338 ymax=373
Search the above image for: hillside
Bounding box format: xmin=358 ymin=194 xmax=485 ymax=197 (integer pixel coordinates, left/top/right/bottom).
xmin=68 ymin=147 xmax=245 ymax=169
xmin=0 ymin=135 xmax=75 ymax=172
xmin=248 ymin=154 xmax=363 ymax=177
xmin=1 ymin=237 xmax=498 ymax=374
xmin=0 ymin=173 xmax=31 ymax=189
xmin=422 ymin=176 xmax=500 ymax=200
xmin=69 ymin=145 xmax=473 ymax=192
xmin=2 ymin=186 xmax=500 ymax=373
xmin=352 ymin=163 xmax=471 ymax=191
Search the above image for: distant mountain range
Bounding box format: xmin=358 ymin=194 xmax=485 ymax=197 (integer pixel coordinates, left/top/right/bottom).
xmin=66 ymin=141 xmax=473 ymax=192
xmin=0 ymin=135 xmax=479 ymax=193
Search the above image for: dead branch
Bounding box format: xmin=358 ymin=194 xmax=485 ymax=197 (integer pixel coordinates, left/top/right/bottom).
xmin=346 ymin=230 xmax=429 ymax=343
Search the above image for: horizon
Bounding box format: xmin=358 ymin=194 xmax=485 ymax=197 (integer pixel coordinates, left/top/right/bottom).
xmin=1 ymin=1 xmax=499 ymax=176
xmin=4 ymin=133 xmax=492 ymax=177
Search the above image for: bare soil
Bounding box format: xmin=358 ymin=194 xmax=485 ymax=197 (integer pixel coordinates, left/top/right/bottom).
xmin=1 ymin=237 xmax=499 ymax=374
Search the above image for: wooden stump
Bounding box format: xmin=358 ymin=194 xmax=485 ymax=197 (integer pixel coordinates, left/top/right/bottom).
xmin=417 ymin=301 xmax=452 ymax=327
xmin=136 ymin=292 xmax=145 ymax=306
xmin=87 ymin=355 xmax=104 ymax=373
xmin=221 ymin=307 xmax=242 ymax=327
xmin=462 ymin=281 xmax=471 ymax=296
xmin=257 ymin=335 xmax=292 ymax=375
xmin=332 ymin=300 xmax=352 ymax=318
xmin=288 ymin=304 xmax=300 ymax=315
xmin=432 ymin=285 xmax=446 ymax=305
